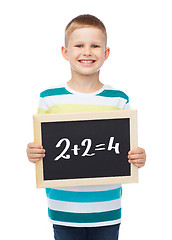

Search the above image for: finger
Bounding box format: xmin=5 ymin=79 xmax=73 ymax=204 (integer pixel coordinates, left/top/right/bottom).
xmin=29 ymin=153 xmax=45 ymax=159
xmin=128 ymin=153 xmax=144 ymax=160
xmin=28 ymin=142 xmax=43 ymax=149
xmin=28 ymin=153 xmax=45 ymax=163
xmin=129 ymin=147 xmax=145 ymax=155
xmin=128 ymin=158 xmax=145 ymax=164
xmin=28 ymin=148 xmax=45 ymax=155
xmin=128 ymin=159 xmax=145 ymax=167
xmin=133 ymin=163 xmax=145 ymax=168
xmin=29 ymin=158 xmax=43 ymax=163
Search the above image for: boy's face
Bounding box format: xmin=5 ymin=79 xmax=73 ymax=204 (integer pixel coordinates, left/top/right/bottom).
xmin=62 ymin=27 xmax=110 ymax=77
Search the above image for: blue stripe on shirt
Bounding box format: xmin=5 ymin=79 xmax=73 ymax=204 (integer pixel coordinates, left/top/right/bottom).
xmin=48 ymin=208 xmax=121 ymax=223
xmin=40 ymin=88 xmax=73 ymax=98
xmin=46 ymin=187 xmax=122 ymax=203
xmin=96 ymin=90 xmax=129 ymax=103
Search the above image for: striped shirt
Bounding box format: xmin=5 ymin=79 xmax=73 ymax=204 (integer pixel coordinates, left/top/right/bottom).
xmin=38 ymin=83 xmax=130 ymax=227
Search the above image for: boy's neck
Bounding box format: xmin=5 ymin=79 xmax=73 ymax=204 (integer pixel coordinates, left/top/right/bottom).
xmin=67 ymin=71 xmax=103 ymax=93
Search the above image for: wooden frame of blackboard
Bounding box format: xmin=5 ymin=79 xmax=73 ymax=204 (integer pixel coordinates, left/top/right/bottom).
xmin=33 ymin=110 xmax=138 ymax=188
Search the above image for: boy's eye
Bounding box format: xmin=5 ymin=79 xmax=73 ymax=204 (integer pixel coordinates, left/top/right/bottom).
xmin=75 ymin=45 xmax=83 ymax=48
xmin=92 ymin=45 xmax=99 ymax=48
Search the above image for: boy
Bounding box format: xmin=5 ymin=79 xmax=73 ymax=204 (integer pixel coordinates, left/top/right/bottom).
xmin=27 ymin=14 xmax=146 ymax=240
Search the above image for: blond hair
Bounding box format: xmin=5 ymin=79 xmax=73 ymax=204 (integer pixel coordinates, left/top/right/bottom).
xmin=65 ymin=14 xmax=107 ymax=47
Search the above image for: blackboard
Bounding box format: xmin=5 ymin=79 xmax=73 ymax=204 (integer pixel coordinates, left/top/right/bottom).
xmin=33 ymin=110 xmax=138 ymax=188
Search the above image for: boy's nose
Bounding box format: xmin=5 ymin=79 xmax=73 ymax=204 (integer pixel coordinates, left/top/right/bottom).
xmin=83 ymin=47 xmax=92 ymax=56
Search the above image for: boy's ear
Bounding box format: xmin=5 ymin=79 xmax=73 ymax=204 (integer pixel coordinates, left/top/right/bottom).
xmin=61 ymin=46 xmax=69 ymax=61
xmin=104 ymin=47 xmax=110 ymax=61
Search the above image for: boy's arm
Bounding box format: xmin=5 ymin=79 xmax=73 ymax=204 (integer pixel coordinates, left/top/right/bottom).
xmin=122 ymin=96 xmax=146 ymax=168
xmin=128 ymin=147 xmax=146 ymax=168
xmin=27 ymin=92 xmax=49 ymax=163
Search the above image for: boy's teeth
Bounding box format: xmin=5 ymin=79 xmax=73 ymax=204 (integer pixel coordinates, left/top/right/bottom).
xmin=80 ymin=60 xmax=94 ymax=63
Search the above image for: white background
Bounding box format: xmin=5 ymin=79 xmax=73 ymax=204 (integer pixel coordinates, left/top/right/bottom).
xmin=0 ymin=0 xmax=172 ymax=239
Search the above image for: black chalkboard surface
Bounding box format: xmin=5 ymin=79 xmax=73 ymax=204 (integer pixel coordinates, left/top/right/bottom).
xmin=33 ymin=110 xmax=138 ymax=188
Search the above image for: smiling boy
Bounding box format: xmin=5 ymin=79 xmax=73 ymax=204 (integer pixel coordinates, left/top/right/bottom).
xmin=27 ymin=14 xmax=146 ymax=240
xmin=62 ymin=26 xmax=109 ymax=92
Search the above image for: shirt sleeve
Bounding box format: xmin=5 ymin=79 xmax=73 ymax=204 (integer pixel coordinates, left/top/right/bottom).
xmin=123 ymin=101 xmax=131 ymax=110
xmin=37 ymin=96 xmax=50 ymax=114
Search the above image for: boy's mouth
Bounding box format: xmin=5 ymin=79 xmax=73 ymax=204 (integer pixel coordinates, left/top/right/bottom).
xmin=78 ymin=59 xmax=96 ymax=64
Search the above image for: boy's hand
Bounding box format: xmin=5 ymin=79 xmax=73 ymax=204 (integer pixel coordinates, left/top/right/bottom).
xmin=26 ymin=142 xmax=45 ymax=163
xmin=128 ymin=147 xmax=146 ymax=168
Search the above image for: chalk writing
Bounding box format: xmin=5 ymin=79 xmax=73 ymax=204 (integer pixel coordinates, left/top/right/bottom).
xmin=54 ymin=137 xmax=120 ymax=161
